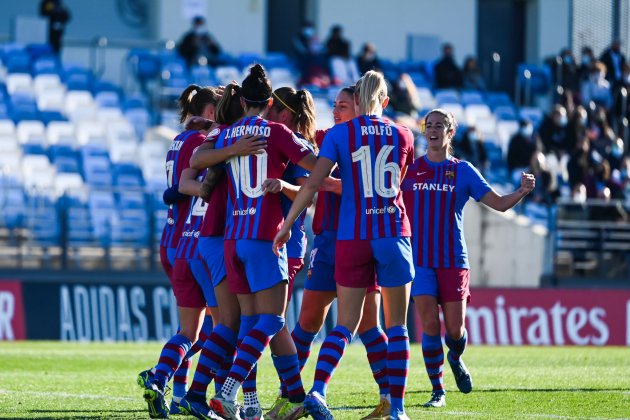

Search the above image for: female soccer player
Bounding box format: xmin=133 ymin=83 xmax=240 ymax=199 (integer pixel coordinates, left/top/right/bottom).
xmin=200 ymin=65 xmax=319 ymax=420
xmin=401 ymin=109 xmax=534 ymax=408
xmin=273 ymin=70 xmax=415 ymax=420
xmin=142 ymin=84 xmax=220 ymax=419
xmin=281 ymin=86 xmax=391 ymax=420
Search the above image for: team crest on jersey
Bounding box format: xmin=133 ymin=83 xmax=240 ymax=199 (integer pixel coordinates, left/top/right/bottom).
xmin=445 ymin=170 xmax=455 ymax=178
xmin=208 ymin=127 xmax=221 ymax=139
xmin=387 ymin=206 xmax=396 ymax=214
xmin=248 ymin=207 xmax=257 ymax=215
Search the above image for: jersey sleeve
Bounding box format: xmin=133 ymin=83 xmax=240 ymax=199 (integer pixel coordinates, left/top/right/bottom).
xmin=398 ymin=124 xmax=415 ymax=166
xmin=463 ymin=161 xmax=492 ymax=201
xmin=277 ymin=125 xmax=313 ymax=165
xmin=179 ymin=132 xmax=205 ymax=172
xmin=318 ymin=126 xmax=341 ymax=163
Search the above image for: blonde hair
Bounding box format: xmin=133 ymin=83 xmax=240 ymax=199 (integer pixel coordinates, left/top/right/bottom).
xmin=355 ymin=70 xmax=387 ymax=115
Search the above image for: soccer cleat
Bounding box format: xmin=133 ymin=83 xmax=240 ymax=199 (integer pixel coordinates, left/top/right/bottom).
xmin=422 ymin=391 xmax=446 ymax=408
xmin=137 ymin=368 xmax=154 ymax=389
xmin=209 ymin=395 xmax=242 ymax=420
xmin=265 ymin=397 xmax=288 ymax=420
xmin=359 ymin=398 xmax=391 ymax=420
xmin=170 ymin=398 xmax=184 ymax=415
xmin=388 ymin=410 xmax=410 ymax=420
xmin=448 ymin=355 xmax=473 ymax=394
xmin=275 ymin=401 xmax=306 ymax=420
xmin=179 ymin=393 xmax=211 ymax=419
xmin=242 ymin=405 xmax=264 ymax=420
xmin=144 ymin=382 xmax=170 ymax=419
xmin=303 ymin=392 xmax=333 ymax=420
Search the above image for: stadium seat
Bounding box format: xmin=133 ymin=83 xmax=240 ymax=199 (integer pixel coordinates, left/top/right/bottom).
xmin=47 ymin=121 xmax=76 ymax=146
xmin=63 ymin=66 xmax=94 ymax=91
xmin=94 ymin=91 xmax=121 ymax=109
xmin=0 ymin=149 xmax=22 ymax=177
xmin=112 ymin=163 xmax=144 ymax=187
xmin=215 ymin=66 xmax=242 ymax=86
xmin=485 ymin=91 xmax=513 ymax=110
xmin=5 ymin=50 xmax=31 ymax=73
xmin=16 ymin=120 xmax=46 ymax=145
xmin=434 ymin=89 xmax=460 ymax=105
xmin=26 ymin=200 xmax=61 ymax=246
xmin=31 ymin=55 xmax=61 ymax=76
xmin=439 ymin=103 xmax=465 ymax=123
xmin=0 ymin=119 xmax=16 ymax=137
xmin=106 ymin=119 xmax=137 ymax=143
xmin=0 ymin=186 xmax=26 ymax=229
xmin=64 ymin=90 xmax=95 ymax=114
xmin=519 ymin=107 xmax=544 ymax=127
xmin=95 ymin=108 xmax=124 ymax=123
xmin=33 ymin=74 xmax=62 ymax=96
xmin=465 ymin=104 xmax=492 ymax=126
xmin=22 ymin=155 xmax=55 ymax=191
xmin=37 ymin=87 xmax=66 ymax=112
xmin=269 ymin=67 xmax=297 ymax=89
xmin=461 ymin=90 xmax=485 ymax=106
xmin=109 ymin=139 xmax=139 ymax=164
xmin=54 ymin=172 xmax=85 ymax=198
xmin=26 ymin=44 xmax=54 ymax=61
xmin=6 ymin=73 xmax=34 ymax=95
xmin=493 ymin=105 xmax=519 ymax=121
xmin=191 ymin=64 xmax=216 ymax=86
xmin=127 ymin=48 xmax=161 ymax=83
xmin=496 ymin=120 xmax=521 ymax=152
xmin=124 ymin=108 xmax=151 ymax=141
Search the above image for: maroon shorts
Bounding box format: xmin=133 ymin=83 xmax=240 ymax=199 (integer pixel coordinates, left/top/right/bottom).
xmin=287 ymin=257 xmax=304 ymax=302
xmin=171 ymin=258 xmax=206 ymax=308
xmin=159 ymin=246 xmax=172 ymax=280
xmin=412 ymin=266 xmax=470 ymax=304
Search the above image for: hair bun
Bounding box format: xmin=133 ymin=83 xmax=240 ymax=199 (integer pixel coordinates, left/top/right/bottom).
xmin=250 ymin=64 xmax=267 ymax=79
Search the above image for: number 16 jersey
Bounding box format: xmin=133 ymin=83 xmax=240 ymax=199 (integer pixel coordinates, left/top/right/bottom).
xmin=318 ymin=115 xmax=414 ymax=240
xmin=214 ymin=115 xmax=313 ymax=241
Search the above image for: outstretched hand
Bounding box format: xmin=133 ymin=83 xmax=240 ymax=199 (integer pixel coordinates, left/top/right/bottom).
xmin=185 ymin=116 xmax=212 ymax=131
xmin=519 ymin=172 xmax=536 ymax=195
xmin=272 ymin=226 xmax=291 ymax=257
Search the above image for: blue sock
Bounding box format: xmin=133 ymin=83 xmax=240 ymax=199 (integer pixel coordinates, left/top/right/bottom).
xmin=189 ymin=324 xmax=236 ymax=397
xmin=387 ymin=325 xmax=410 ymax=415
xmin=291 ymin=323 xmax=318 ymax=372
xmin=153 ymin=334 xmax=192 ymax=389
xmin=422 ymin=333 xmax=445 ymax=393
xmin=272 ymin=353 xmax=305 ymax=403
xmin=445 ymin=329 xmax=467 ymax=363
xmin=310 ymin=325 xmax=353 ymax=397
xmin=359 ymin=326 xmax=389 ymax=397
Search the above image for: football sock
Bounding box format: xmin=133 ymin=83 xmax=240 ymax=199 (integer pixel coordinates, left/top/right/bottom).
xmin=445 ymin=329 xmax=468 ymax=363
xmin=188 ymin=324 xmax=236 ymax=397
xmin=291 ymin=323 xmax=318 ymax=372
xmin=387 ymin=325 xmax=410 ymax=415
xmin=311 ymin=325 xmax=353 ymax=397
xmin=153 ymin=334 xmax=192 ymax=390
xmin=272 ymin=353 xmax=306 ymax=403
xmin=359 ymin=326 xmax=390 ymax=397
xmin=422 ymin=332 xmax=445 ymax=393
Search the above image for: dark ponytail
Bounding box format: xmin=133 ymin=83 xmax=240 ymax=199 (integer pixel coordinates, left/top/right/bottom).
xmin=215 ymin=82 xmax=244 ymax=125
xmin=241 ymin=64 xmax=272 ymax=107
xmin=178 ymin=84 xmax=221 ymax=123
xmin=271 ymin=87 xmax=317 ymax=149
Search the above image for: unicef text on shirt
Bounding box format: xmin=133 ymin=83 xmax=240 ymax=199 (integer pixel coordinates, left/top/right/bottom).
xmin=365 ymin=205 xmax=397 ymax=215
xmin=233 ymin=207 xmax=257 ymax=216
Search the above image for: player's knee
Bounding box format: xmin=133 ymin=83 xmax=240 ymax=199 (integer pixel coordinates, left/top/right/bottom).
xmin=423 ymin=319 xmax=442 ymax=336
xmin=445 ymin=325 xmax=465 ymax=341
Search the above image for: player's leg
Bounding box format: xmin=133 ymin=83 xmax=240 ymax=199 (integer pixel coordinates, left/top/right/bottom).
xmin=439 ymin=268 xmax=472 ymax=394
xmin=357 ymin=289 xmax=390 ymax=420
xmin=372 ymin=237 xmax=414 ymax=420
xmin=412 ymin=267 xmax=446 ymax=408
xmin=211 ymin=240 xmax=289 ymax=419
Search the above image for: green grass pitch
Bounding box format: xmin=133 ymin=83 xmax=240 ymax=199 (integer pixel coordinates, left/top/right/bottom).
xmin=0 ymin=342 xmax=629 ymax=419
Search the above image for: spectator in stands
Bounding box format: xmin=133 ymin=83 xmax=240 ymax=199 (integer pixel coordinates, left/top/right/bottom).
xmin=325 ymin=25 xmax=360 ymax=86
xmin=462 ymin=56 xmax=486 ymax=91
xmin=538 ymin=105 xmax=570 ymax=156
xmin=293 ymin=21 xmax=330 ymax=87
xmin=434 ymin=43 xmax=463 ymax=89
xmin=552 ymin=48 xmax=580 ymax=94
xmin=457 ymin=126 xmax=488 ymax=173
xmin=507 ymin=119 xmax=539 ymax=177
xmin=388 ymin=73 xmax=421 ymax=117
xmin=599 ymin=39 xmax=627 ymax=89
xmin=357 ymin=43 xmax=382 ymax=75
xmin=528 ymin=151 xmax=560 ymax=205
xmin=588 ymin=107 xmax=617 ymax=160
xmin=579 ymin=46 xmax=596 ymax=81
xmin=177 ymin=16 xmax=222 ymax=68
xmin=565 ymin=105 xmax=589 ymax=152
xmin=581 ymin=61 xmax=613 ymax=109
xmin=567 ymin=135 xmax=610 ymax=198
xmin=39 ymin=0 xmax=71 ymax=55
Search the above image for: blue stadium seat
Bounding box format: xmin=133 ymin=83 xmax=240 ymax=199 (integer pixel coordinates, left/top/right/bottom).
xmin=485 ymin=91 xmax=513 ymax=110
xmin=516 ymin=63 xmax=552 ymax=96
xmin=128 ymin=48 xmax=161 ymax=81
xmin=40 ymin=110 xmax=66 ymax=125
xmin=519 ymin=106 xmax=544 ymax=127
xmin=0 ymin=186 xmax=26 ymax=229
xmin=261 ymin=52 xmax=293 ymax=70
xmin=54 ymin=155 xmax=81 ymax=174
xmin=22 ymin=143 xmax=47 ymax=156
xmin=434 ymin=89 xmax=460 ymax=105
xmin=461 ymin=90 xmax=485 ymax=106
xmin=31 ymin=55 xmax=61 ymax=76
xmin=5 ymin=50 xmax=31 ymax=73
xmin=63 ymin=66 xmax=94 ymax=91
xmin=26 ymin=44 xmax=54 ymax=61
xmin=191 ymin=65 xmax=216 ymax=86
xmin=494 ymin=105 xmax=519 ymax=121
xmin=112 ymin=163 xmax=144 ymax=188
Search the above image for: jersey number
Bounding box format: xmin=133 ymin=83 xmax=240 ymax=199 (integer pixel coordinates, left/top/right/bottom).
xmin=351 ymin=145 xmax=400 ymax=198
xmin=228 ymin=151 xmax=268 ymax=198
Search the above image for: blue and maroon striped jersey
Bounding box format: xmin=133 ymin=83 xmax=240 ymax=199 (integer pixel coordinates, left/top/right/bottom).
xmin=401 ymin=156 xmax=492 ymax=268
xmin=312 ymin=129 xmax=341 ymax=235
xmin=200 ymin=125 xmax=229 ymax=238
xmin=160 ymin=130 xmax=205 ymax=249
xmin=214 ymin=116 xmax=313 ymax=241
xmin=318 ymin=115 xmax=414 ymax=240
xmin=281 ymin=133 xmax=315 ymax=259
xmin=175 ymin=169 xmax=208 ymax=260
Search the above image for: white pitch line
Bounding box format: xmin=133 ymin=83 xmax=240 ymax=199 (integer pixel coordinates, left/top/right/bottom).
xmin=0 ymin=389 xmax=137 ymax=402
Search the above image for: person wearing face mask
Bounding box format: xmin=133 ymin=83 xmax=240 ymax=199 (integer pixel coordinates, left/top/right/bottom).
xmin=538 ymin=105 xmax=570 ymax=157
xmin=581 ymin=61 xmax=612 ymax=108
xmin=507 ymin=119 xmax=540 ymax=179
xmin=600 ymin=39 xmax=627 ymax=89
xmin=293 ymin=21 xmax=330 ymax=87
xmin=552 ymin=48 xmax=580 ymax=93
xmin=177 ymin=16 xmax=222 ymax=68
xmin=579 ymin=46 xmax=596 ymax=81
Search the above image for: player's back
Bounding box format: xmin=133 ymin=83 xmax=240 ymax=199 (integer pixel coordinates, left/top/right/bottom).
xmin=215 ymin=115 xmax=312 ymax=241
xmin=161 ymin=130 xmax=206 ymax=249
xmin=319 ymin=115 xmax=414 ymax=240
